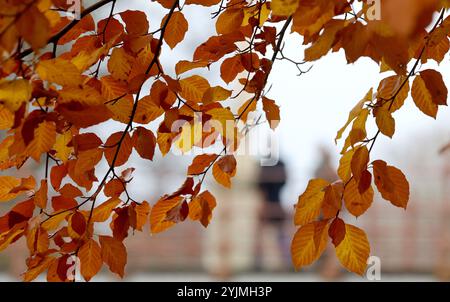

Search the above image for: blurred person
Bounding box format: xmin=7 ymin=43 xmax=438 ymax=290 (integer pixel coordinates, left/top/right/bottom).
xmin=254 ymin=158 xmax=288 ymax=271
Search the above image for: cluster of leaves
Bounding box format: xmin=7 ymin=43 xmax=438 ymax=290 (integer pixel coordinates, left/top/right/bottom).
xmin=0 ymin=0 xmax=448 ymax=281
xmin=291 ymin=0 xmax=450 ymax=275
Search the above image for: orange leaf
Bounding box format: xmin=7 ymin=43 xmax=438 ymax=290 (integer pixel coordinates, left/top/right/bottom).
xmin=104 ymin=132 xmax=133 ymax=167
xmin=372 ymin=160 xmax=410 ymax=209
xmin=343 ymin=178 xmax=374 ymax=217
xmin=220 ymin=55 xmax=244 ymax=84
xmin=291 ymin=221 xmax=329 ymax=269
xmin=34 ymin=179 xmax=48 ymax=209
xmin=212 ymin=155 xmax=237 ymax=188
xmin=132 ymin=127 xmax=156 ymax=161
xmin=175 ymin=60 xmax=210 ymax=76
xmin=187 ymin=154 xmax=218 ymax=175
xmin=26 ymin=121 xmax=56 ymax=162
xmin=162 ymin=11 xmax=188 ymax=49
xmin=150 ymin=196 xmax=186 ymax=233
xmin=262 ymin=97 xmax=280 ymax=130
xmin=16 ymin=6 xmax=50 ymax=51
xmin=91 ymin=198 xmax=121 ymax=222
xmin=79 ymin=239 xmax=102 ymax=281
xmin=350 ymin=146 xmax=369 ymax=181
xmin=189 ymin=191 xmax=217 ymax=227
xmin=99 ymin=235 xmax=127 ymax=278
xmin=294 ymin=178 xmax=329 ymax=226
xmin=120 ymin=10 xmax=149 ymax=35
xmin=216 ymin=9 xmax=244 ymax=35
xmin=411 ymin=74 xmax=439 ymax=118
xmin=420 ymin=69 xmax=448 ymax=106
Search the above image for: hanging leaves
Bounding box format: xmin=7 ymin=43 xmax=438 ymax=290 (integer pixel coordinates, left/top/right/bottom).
xmin=0 ymin=0 xmax=447 ymax=282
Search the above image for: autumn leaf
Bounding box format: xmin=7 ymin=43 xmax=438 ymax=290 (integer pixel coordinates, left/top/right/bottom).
xmin=343 ymin=178 xmax=374 ymax=217
xmin=187 ymin=154 xmax=218 ymax=175
xmin=104 ymin=132 xmax=133 ymax=167
xmin=163 ymin=11 xmax=188 ymax=49
xmin=150 ymin=196 xmax=186 ymax=233
xmin=212 ymin=155 xmax=237 ymax=188
xmin=132 ymin=127 xmax=156 ymax=161
xmin=262 ymin=97 xmax=280 ymax=130
xmin=350 ymin=146 xmax=369 ymax=181
xmin=26 ymin=121 xmax=56 ymax=162
xmin=294 ymin=179 xmax=329 ymax=226
xmin=0 ymin=79 xmax=31 ymax=112
xmin=372 ymin=160 xmax=410 ymax=209
xmin=188 ymin=191 xmax=216 ymax=227
xmin=335 ymin=223 xmax=370 ymax=275
xmin=179 ymin=75 xmax=210 ymax=103
xmin=291 ymin=221 xmax=329 ymax=269
xmin=411 ymin=73 xmax=440 ymax=118
xmin=79 ymin=239 xmax=103 ymax=281
xmin=216 ymin=9 xmax=244 ymax=35
xmin=220 ymin=55 xmax=245 ymax=84
xmin=271 ymin=0 xmax=300 ymax=17
xmin=99 ymin=235 xmax=127 ymax=278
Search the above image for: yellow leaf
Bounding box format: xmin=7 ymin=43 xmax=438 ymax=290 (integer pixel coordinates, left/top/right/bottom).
xmin=174 ymin=121 xmax=203 ymax=153
xmin=335 ymin=223 xmax=370 ymax=275
xmin=0 ymin=105 xmax=14 ymax=130
xmin=175 ymin=60 xmax=209 ymax=76
xmin=305 ymin=20 xmax=343 ymax=61
xmin=338 ymin=149 xmax=354 ymax=182
xmin=150 ymin=196 xmax=184 ymax=233
xmin=26 ymin=121 xmax=56 ymax=162
xmin=91 ymin=198 xmax=121 ymax=222
xmin=271 ymin=0 xmax=300 ymax=16
xmin=108 ymin=48 xmax=134 ymax=81
xmin=411 ymin=75 xmax=438 ymax=118
xmin=53 ymin=131 xmax=73 ymax=163
xmin=41 ymin=213 xmax=69 ymax=231
xmin=179 ymin=75 xmax=210 ymax=103
xmin=294 ymin=178 xmax=329 ymax=226
xmin=79 ymin=239 xmax=102 ymax=281
xmin=36 ymin=58 xmax=84 ymax=87
xmin=291 ymin=221 xmax=329 ymax=269
xmin=336 ymin=89 xmax=372 ymax=143
xmin=374 ymin=106 xmax=395 ymax=138
xmin=34 ymin=179 xmax=48 ymax=209
xmin=0 ymin=79 xmax=31 ymax=112
xmin=238 ymin=98 xmax=257 ymax=122
xmin=0 ymin=176 xmax=21 ymax=202
xmin=203 ymin=86 xmax=232 ymax=104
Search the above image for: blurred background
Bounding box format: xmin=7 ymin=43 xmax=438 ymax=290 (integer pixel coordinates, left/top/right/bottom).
xmin=1 ymin=0 xmax=450 ymax=282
